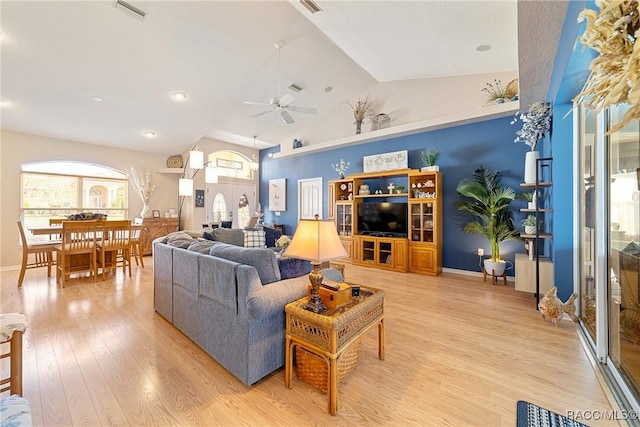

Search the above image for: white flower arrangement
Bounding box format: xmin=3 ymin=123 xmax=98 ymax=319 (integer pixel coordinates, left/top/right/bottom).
xmin=129 ymin=167 xmax=160 ymax=204
xmin=276 ymin=235 xmax=291 ymax=248
xmin=511 ymin=101 xmax=553 ymax=151
xmin=331 ymin=159 xmax=350 ymax=178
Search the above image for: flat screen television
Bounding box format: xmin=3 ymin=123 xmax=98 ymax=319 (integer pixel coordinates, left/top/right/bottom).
xmin=357 ymin=202 xmax=408 ymax=237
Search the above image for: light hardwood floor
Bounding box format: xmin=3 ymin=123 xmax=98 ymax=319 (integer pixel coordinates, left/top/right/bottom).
xmin=0 ymin=259 xmax=620 ymax=426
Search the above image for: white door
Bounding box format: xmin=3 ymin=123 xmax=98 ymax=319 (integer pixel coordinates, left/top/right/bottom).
xmin=206 ymin=183 xmax=255 ymax=228
xmin=298 ymin=177 xmax=323 ymax=220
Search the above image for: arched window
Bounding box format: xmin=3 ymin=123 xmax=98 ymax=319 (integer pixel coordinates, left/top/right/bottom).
xmin=212 ymin=193 xmax=227 ymax=222
xmin=21 ymin=162 xmax=128 ymax=241
xmin=207 ymin=150 xmax=254 ymax=180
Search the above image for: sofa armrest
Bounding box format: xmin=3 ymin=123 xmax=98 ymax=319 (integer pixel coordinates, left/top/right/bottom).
xmin=243 ymin=275 xmax=308 ymax=319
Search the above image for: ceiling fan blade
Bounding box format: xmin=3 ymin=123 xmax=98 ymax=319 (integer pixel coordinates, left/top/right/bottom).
xmin=287 ymin=105 xmax=317 ymax=115
xmin=280 ymin=110 xmax=294 ymax=124
xmin=243 ymin=101 xmax=271 ymax=106
xmin=251 ymin=110 xmax=273 ymax=118
xmin=279 ymin=94 xmax=295 ymax=106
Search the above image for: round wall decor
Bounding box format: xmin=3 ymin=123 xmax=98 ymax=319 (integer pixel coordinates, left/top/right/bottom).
xmin=166 ymin=155 xmax=183 ymax=168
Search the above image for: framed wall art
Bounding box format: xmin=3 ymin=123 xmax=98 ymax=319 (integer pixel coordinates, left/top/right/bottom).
xmin=195 ymin=189 xmax=205 ymax=208
xmin=269 ymin=178 xmax=286 ymax=212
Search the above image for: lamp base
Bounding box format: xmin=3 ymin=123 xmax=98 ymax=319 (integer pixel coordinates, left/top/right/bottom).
xmin=303 ymin=262 xmax=327 ymax=313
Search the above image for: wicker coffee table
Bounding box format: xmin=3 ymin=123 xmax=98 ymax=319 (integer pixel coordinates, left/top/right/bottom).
xmin=284 ymin=285 xmax=385 ymax=415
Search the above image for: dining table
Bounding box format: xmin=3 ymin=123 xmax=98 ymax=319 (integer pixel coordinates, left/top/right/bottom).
xmin=29 ymin=223 xmax=143 ymax=236
xmin=29 ymin=222 xmax=145 ymax=282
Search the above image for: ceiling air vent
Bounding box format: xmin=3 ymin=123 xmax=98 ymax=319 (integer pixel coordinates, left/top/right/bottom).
xmin=299 ymin=0 xmax=322 ymax=14
xmin=113 ymin=0 xmax=146 ymax=22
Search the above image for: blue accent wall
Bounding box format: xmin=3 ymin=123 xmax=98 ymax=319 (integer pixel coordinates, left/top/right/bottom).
xmin=259 ymin=115 xmax=534 ymax=276
xmin=545 ymin=0 xmax=594 ymax=300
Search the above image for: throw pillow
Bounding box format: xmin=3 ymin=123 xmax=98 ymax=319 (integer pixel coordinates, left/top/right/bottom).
xmin=202 ymin=231 xmax=217 ymax=241
xmin=244 ymin=229 xmax=266 ymax=248
xmin=263 ymin=226 xmax=282 ymax=248
xmin=214 ymin=228 xmax=244 ymax=246
xmin=278 ymin=257 xmax=312 ymax=280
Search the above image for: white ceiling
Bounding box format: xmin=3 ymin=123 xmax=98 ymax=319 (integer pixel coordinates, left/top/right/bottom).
xmin=0 ymin=1 xmax=563 ymax=155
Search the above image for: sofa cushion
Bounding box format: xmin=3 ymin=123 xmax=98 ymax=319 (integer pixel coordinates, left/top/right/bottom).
xmin=210 ymin=242 xmax=281 ymax=284
xmin=243 ymin=229 xmax=266 ymax=248
xmin=187 ymin=240 xmax=217 ymax=254
xmin=278 ymin=257 xmax=312 ymax=280
xmin=263 ymin=226 xmax=282 ymax=248
xmin=214 ymin=228 xmax=244 ymax=247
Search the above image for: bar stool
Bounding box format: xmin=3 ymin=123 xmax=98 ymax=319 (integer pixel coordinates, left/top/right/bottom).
xmin=0 ymin=313 xmax=27 ymax=396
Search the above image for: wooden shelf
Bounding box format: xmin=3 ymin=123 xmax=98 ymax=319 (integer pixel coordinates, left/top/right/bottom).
xmin=355 ymin=193 xmax=409 ymax=198
xmin=521 ymin=233 xmax=553 ymax=239
xmin=520 ymin=181 xmax=553 ymax=189
xmin=520 ymin=208 xmax=552 ymax=212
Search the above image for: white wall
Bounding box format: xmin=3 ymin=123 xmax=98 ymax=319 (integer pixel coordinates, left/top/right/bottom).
xmin=0 ymin=130 xmax=178 ymax=268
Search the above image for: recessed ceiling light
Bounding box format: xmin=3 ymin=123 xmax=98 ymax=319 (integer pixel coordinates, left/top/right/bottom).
xmin=172 ymin=91 xmax=188 ymax=101
xmin=144 ymin=131 xmax=156 ymax=138
xmin=476 ymin=44 xmax=491 ymax=52
xmin=0 ymin=98 xmax=7 ymax=106
xmin=92 ymin=96 xmax=103 ymax=102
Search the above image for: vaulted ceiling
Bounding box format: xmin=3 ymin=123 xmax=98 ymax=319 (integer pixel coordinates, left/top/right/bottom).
xmin=1 ymin=1 xmax=567 ymax=154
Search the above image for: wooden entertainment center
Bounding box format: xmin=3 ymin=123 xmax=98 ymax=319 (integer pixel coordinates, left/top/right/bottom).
xmin=328 ymin=169 xmax=442 ymax=275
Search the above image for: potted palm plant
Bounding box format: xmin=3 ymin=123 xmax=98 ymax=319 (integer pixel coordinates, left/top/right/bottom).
xmin=456 ymin=166 xmax=520 ymax=276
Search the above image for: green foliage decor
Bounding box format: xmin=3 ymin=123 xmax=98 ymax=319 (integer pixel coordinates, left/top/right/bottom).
xmin=456 ymin=167 xmax=520 ymax=262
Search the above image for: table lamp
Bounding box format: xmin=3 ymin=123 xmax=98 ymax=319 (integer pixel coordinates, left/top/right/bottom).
xmin=284 ymin=216 xmax=348 ymax=313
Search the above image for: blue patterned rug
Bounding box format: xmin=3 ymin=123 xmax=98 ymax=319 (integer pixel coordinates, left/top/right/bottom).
xmin=517 ymin=401 xmax=589 ymax=427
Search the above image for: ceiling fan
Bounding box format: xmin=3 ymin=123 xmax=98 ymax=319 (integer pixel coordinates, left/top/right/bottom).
xmin=243 ymin=42 xmax=317 ymax=125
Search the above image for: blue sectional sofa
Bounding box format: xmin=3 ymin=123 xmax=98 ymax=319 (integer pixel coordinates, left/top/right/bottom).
xmin=153 ymin=232 xmax=312 ymax=386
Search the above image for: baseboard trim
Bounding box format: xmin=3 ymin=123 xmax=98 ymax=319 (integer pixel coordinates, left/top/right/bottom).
xmin=442 ymin=267 xmax=515 ymax=282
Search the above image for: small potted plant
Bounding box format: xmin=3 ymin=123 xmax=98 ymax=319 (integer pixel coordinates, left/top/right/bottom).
xmin=420 ymin=147 xmax=440 ymax=172
xmin=522 ymin=215 xmax=543 ymax=235
xmin=395 ymin=185 xmax=405 ymax=194
xmin=519 ymin=191 xmax=537 ymax=210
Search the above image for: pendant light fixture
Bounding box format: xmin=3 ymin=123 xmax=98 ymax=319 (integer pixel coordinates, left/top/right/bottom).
xmin=249 ymin=135 xmax=259 ymax=171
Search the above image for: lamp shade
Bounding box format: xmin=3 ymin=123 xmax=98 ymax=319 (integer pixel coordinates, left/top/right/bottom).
xmin=205 ymin=166 xmax=218 ymax=183
xmin=284 ymin=219 xmax=347 ymax=262
xmin=178 ymin=178 xmax=193 ymax=196
xmin=189 ymin=150 xmax=204 ymax=169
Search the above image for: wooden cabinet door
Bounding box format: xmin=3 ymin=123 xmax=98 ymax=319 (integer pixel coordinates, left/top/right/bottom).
xmin=409 ymin=245 xmax=437 ymax=275
xmin=394 ymin=239 xmax=408 ymax=272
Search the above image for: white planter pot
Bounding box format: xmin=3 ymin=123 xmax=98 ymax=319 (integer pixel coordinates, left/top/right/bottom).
xmin=421 ymin=165 xmax=439 ymax=172
xmin=484 ymin=259 xmax=506 ymax=277
xmin=528 ymin=201 xmax=536 ymax=210
xmin=524 ymin=151 xmax=540 ymax=184
xmin=524 ymin=225 xmax=537 ymax=235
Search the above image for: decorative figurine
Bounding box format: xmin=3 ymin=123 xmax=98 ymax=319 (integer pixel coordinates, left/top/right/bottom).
xmin=538 ymin=286 xmax=578 ymax=326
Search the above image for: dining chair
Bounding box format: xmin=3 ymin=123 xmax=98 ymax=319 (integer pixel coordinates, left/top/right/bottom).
xmin=0 ymin=312 xmax=27 ymax=396
xmin=96 ymin=220 xmax=132 ymax=279
xmin=130 ymin=218 xmax=144 ymax=268
xmin=16 ymin=221 xmax=58 ymax=287
xmin=55 ymin=220 xmax=98 ymax=287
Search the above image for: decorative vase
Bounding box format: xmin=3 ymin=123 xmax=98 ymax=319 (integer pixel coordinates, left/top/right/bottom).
xmin=140 ymin=201 xmax=152 ymax=218
xmin=339 ymin=172 xmax=345 ymax=179
xmin=524 ymin=151 xmax=540 ymax=184
xmin=355 ymin=120 xmax=363 ymax=135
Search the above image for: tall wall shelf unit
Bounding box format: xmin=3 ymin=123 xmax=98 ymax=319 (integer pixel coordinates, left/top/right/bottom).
xmin=328 ymin=169 xmax=442 ymax=275
xmin=518 ymin=157 xmax=553 ymax=306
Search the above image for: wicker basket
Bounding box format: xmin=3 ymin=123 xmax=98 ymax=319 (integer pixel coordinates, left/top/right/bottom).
xmin=295 ymin=339 xmax=361 ymax=393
